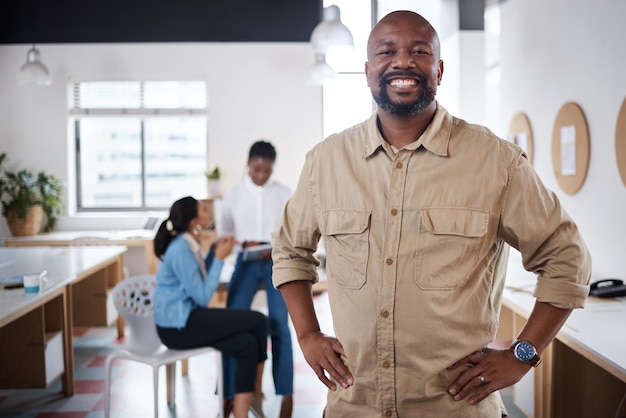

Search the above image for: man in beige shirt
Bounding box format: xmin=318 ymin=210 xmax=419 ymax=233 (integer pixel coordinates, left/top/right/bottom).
xmin=271 ymin=10 xmax=591 ymax=418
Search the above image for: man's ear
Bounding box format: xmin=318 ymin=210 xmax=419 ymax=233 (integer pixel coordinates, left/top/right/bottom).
xmin=365 ymin=61 xmax=374 ymax=90
xmin=437 ymin=60 xmax=444 ymax=85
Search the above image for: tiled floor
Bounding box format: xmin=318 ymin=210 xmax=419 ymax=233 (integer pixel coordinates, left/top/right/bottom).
xmin=0 ymin=291 xmax=526 ymax=417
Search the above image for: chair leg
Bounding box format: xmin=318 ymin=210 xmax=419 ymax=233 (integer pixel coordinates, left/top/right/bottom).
xmin=182 ymin=358 xmax=189 ymax=376
xmin=166 ymin=362 xmax=177 ymax=407
xmin=116 ymin=315 xmax=125 ymax=339
xmin=104 ymin=356 xmax=115 ymax=418
xmin=153 ymin=366 xmax=160 ymax=418
xmin=216 ymin=351 xmax=224 ymax=418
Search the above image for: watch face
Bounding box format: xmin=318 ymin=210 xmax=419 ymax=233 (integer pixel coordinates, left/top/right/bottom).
xmin=515 ymin=341 xmax=536 ymax=362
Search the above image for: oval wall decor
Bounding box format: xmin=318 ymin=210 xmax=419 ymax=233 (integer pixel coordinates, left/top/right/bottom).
xmin=551 ymin=102 xmax=590 ymax=194
xmin=615 ymin=96 xmax=626 ymax=188
xmin=507 ymin=112 xmax=534 ymax=164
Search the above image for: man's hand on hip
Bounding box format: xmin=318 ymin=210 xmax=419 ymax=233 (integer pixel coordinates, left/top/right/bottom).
xmin=299 ymin=330 xmax=354 ymax=391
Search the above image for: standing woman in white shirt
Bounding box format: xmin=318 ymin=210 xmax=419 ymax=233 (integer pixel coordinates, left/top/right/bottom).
xmin=219 ymin=141 xmax=294 ymax=417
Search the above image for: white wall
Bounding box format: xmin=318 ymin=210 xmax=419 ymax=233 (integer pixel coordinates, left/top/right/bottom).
xmin=438 ymin=31 xmax=486 ymax=126
xmin=500 ymin=0 xmax=626 ymax=278
xmin=0 ymin=42 xmax=323 ymax=236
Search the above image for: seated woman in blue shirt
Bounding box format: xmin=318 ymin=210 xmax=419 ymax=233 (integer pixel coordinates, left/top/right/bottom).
xmin=154 ymin=196 xmax=267 ymax=418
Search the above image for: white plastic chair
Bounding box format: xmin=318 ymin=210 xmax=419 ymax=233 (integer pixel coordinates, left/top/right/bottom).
xmin=104 ymin=274 xmax=224 ymax=418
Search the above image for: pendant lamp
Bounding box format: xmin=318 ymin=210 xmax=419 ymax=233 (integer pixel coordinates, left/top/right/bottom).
xmin=306 ymin=53 xmax=336 ymax=86
xmin=17 ymin=44 xmax=51 ymax=86
xmin=310 ymin=5 xmax=354 ymax=53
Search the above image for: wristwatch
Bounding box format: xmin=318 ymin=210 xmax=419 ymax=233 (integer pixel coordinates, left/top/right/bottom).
xmin=510 ymin=339 xmax=542 ymax=367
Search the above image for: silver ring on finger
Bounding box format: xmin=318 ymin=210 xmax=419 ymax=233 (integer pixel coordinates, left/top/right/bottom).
xmin=477 ymin=375 xmax=485 ymax=386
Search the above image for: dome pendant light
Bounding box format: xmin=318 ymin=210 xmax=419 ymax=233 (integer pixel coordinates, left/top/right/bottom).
xmin=306 ymin=53 xmax=336 ymax=86
xmin=17 ymin=44 xmax=51 ymax=86
xmin=310 ymin=5 xmax=354 ymax=53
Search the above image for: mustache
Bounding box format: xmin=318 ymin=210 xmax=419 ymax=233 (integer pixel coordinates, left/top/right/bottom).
xmin=380 ymin=71 xmax=427 ymax=85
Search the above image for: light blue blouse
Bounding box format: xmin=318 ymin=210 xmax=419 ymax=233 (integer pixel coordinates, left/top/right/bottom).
xmin=154 ymin=233 xmax=223 ymax=329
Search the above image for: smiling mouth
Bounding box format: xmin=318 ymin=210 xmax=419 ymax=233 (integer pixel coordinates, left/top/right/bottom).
xmin=389 ymin=78 xmax=417 ymax=89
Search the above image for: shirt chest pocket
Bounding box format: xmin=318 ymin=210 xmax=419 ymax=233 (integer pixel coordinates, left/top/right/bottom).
xmin=320 ymin=209 xmax=371 ymax=290
xmin=414 ymin=207 xmax=488 ymax=290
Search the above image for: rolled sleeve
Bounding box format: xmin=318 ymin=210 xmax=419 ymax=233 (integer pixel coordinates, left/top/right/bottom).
xmin=535 ymin=275 xmax=590 ymax=309
xmin=501 ymin=153 xmax=592 ymax=309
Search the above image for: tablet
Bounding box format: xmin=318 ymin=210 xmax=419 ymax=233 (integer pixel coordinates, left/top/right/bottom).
xmin=242 ymin=243 xmax=272 ymax=262
xmin=0 ymin=274 xmax=24 ymax=289
xmin=0 ymin=271 xmax=47 ymax=289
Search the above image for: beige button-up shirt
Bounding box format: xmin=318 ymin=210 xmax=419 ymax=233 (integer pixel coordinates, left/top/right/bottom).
xmin=272 ymin=104 xmax=591 ymax=418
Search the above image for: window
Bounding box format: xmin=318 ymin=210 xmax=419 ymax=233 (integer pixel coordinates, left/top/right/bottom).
xmin=70 ymin=80 xmax=208 ymax=211
xmin=323 ymin=73 xmax=373 ymax=137
xmin=484 ymin=4 xmax=502 ymax=136
xmin=321 ymin=0 xmax=373 ymax=138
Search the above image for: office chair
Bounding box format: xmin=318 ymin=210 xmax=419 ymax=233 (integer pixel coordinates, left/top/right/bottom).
xmin=104 ymin=275 xmax=224 ymax=418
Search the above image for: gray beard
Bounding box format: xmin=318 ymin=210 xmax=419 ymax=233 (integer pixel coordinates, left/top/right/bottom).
xmin=372 ymin=79 xmax=436 ymax=117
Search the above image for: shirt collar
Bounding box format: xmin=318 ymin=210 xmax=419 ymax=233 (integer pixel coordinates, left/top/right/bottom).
xmin=182 ymin=232 xmax=202 ymax=254
xmin=362 ymin=102 xmax=452 ymax=158
xmin=181 ymin=232 xmax=207 ymax=278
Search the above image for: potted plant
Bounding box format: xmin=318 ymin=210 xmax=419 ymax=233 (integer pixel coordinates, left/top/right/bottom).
xmin=204 ymin=165 xmax=222 ymax=197
xmin=0 ymin=152 xmax=65 ymax=236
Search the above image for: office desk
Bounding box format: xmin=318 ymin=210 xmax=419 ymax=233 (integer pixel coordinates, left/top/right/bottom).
xmin=5 ymin=229 xmax=158 ymax=275
xmin=498 ymin=251 xmax=626 ymax=418
xmin=0 ymin=246 xmax=126 ymax=396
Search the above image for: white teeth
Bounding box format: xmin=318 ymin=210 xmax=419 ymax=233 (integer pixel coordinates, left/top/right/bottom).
xmin=390 ymin=79 xmax=416 ymax=88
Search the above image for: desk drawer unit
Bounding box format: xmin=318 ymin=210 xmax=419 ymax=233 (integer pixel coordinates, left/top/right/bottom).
xmin=0 ymin=295 xmax=64 ymax=389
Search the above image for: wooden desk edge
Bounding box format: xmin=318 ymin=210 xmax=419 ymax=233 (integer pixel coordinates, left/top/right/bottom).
xmin=502 ymin=295 xmax=626 ymax=383
xmin=0 ymin=286 xmax=65 ymax=328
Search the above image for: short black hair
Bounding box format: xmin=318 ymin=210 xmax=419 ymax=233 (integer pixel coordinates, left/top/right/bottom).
xmin=249 ymin=140 xmax=277 ymax=162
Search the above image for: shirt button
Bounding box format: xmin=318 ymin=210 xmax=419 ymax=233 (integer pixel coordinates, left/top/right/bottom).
xmin=384 ymin=410 xmax=393 ymax=417
xmin=381 ymin=310 xmax=389 ymax=318
xmin=395 ymin=162 xmax=403 ymax=169
xmin=390 ymin=208 xmax=398 ymax=216
xmin=386 ymin=258 xmax=393 ymax=265
xmin=383 ymin=360 xmax=391 ymax=368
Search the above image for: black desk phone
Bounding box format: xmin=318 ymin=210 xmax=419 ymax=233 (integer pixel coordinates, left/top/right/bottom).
xmin=589 ymin=279 xmax=626 ymax=298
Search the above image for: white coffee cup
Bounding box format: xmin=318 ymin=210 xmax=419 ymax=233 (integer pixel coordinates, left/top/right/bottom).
xmin=23 ymin=273 xmax=41 ymax=293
